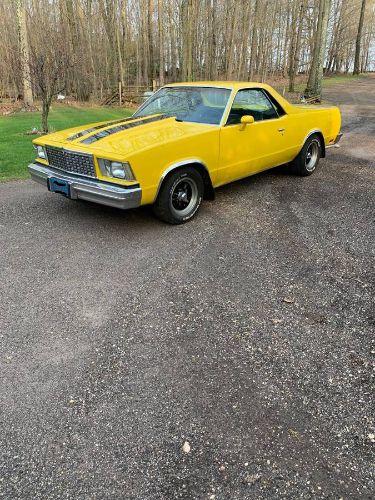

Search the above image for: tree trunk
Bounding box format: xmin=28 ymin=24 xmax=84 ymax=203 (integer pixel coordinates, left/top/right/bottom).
xmin=98 ymin=0 xmax=117 ymax=87
xmin=169 ymin=5 xmax=177 ymax=81
xmin=361 ymin=9 xmax=374 ymax=73
xmin=226 ymin=1 xmax=238 ymax=79
xmin=158 ymin=0 xmax=165 ymax=85
xmin=148 ymin=0 xmax=154 ymax=84
xmin=116 ymin=23 xmax=124 ymax=86
xmin=16 ymin=0 xmax=33 ymax=106
xmin=304 ymin=0 xmax=331 ymax=99
xmin=288 ymin=1 xmax=298 ymax=90
xmin=249 ymin=0 xmax=259 ymax=80
xmin=289 ymin=0 xmax=306 ymax=92
xmin=41 ymin=95 xmax=52 ymax=133
xmin=64 ymin=0 xmax=77 ymax=94
xmin=121 ymin=2 xmax=129 ymax=85
xmin=353 ymin=0 xmax=366 ymax=75
xmin=206 ymin=0 xmax=217 ymax=80
xmin=237 ymin=0 xmax=252 ymax=80
xmin=182 ymin=0 xmax=194 ymax=81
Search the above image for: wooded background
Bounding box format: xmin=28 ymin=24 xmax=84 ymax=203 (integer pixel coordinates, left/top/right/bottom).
xmin=0 ymin=0 xmax=374 ymax=104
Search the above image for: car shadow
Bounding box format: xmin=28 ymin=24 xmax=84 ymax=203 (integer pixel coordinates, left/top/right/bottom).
xmin=43 ymin=164 xmax=293 ymax=228
xmin=73 ymin=198 xmax=157 ymax=225
xmin=214 ymin=163 xmax=292 ymax=196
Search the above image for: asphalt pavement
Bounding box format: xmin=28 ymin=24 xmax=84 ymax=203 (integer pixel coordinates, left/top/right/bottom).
xmin=0 ymin=76 xmax=374 ymax=499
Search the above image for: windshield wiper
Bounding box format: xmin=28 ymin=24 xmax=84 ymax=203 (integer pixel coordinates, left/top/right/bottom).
xmin=157 ymin=113 xmax=183 ymax=122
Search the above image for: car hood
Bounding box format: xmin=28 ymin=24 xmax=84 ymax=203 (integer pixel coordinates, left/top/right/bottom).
xmin=37 ymin=115 xmax=215 ymax=158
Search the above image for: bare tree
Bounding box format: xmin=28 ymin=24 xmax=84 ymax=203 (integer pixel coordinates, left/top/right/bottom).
xmin=29 ymin=22 xmax=69 ymax=132
xmin=353 ymin=0 xmax=367 ymax=74
xmin=1 ymin=0 xmax=374 ymax=106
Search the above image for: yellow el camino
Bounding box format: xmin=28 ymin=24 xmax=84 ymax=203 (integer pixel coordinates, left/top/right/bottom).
xmin=30 ymin=82 xmax=342 ymax=224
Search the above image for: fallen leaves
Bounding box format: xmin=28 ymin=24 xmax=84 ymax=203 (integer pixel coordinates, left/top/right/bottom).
xmin=243 ymin=472 xmax=262 ymax=485
xmin=271 ymin=318 xmax=282 ymax=325
xmin=182 ymin=441 xmax=191 ymax=453
xmin=282 ymin=297 xmax=295 ymax=304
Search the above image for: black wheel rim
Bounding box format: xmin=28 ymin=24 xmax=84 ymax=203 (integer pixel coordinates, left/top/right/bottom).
xmin=170 ymin=177 xmax=198 ymax=217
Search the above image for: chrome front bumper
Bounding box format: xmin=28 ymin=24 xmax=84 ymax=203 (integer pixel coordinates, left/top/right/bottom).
xmin=28 ymin=163 xmax=142 ymax=210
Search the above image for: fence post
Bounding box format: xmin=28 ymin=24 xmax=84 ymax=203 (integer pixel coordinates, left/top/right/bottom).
xmin=119 ymin=81 xmax=122 ymax=106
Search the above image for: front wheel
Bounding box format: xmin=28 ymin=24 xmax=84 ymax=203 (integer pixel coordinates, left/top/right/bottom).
xmin=289 ymin=135 xmax=322 ymax=176
xmin=153 ymin=167 xmax=204 ymax=224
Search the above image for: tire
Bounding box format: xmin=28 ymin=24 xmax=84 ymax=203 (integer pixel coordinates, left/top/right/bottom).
xmin=289 ymin=134 xmax=322 ymax=176
xmin=153 ymin=167 xmax=204 ymax=224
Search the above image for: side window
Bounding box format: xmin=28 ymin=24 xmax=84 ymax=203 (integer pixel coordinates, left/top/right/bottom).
xmin=226 ymin=89 xmax=279 ymax=125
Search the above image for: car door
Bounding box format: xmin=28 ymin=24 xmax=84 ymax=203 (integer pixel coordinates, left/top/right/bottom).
xmin=218 ymin=88 xmax=290 ymax=186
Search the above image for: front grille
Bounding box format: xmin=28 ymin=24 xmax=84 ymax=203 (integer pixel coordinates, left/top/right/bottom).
xmin=45 ymin=147 xmax=96 ymax=178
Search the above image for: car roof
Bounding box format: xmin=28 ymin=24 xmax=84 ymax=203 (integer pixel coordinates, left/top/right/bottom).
xmin=165 ymin=81 xmax=266 ymax=90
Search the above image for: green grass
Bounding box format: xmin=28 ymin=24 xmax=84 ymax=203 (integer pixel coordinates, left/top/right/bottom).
xmin=0 ymin=105 xmax=132 ymax=181
xmin=293 ymin=73 xmax=365 ymax=93
xmin=322 ymin=74 xmax=366 ymax=86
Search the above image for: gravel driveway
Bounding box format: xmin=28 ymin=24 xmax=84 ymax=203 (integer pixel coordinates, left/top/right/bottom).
xmin=0 ymin=76 xmax=374 ymax=499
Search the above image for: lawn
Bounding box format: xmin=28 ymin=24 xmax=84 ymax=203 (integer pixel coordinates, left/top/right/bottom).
xmin=0 ymin=105 xmax=132 ymax=181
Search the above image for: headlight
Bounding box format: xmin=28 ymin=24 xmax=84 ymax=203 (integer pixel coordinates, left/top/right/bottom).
xmin=98 ymin=159 xmax=135 ymax=181
xmin=34 ymin=145 xmax=47 ymax=160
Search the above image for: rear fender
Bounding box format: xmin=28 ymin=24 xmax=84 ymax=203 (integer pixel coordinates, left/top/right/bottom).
xmin=303 ymin=129 xmax=326 ymax=158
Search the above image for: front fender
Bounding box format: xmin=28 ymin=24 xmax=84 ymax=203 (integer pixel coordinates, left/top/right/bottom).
xmin=155 ymin=159 xmax=214 ymax=202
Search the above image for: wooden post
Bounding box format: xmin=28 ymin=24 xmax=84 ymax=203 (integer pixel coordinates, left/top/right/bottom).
xmin=119 ymin=81 xmax=122 ymax=106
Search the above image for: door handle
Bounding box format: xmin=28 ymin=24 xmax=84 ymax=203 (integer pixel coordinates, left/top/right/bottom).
xmin=278 ymin=128 xmax=285 ymax=132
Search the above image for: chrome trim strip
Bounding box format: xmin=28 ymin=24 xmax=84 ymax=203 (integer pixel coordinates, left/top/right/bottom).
xmin=220 ymin=88 xmax=236 ymax=127
xmin=166 ymin=84 xmax=235 ymax=90
xmin=46 ymin=146 xmax=94 ymax=157
xmin=28 ymin=163 xmax=141 ymax=210
xmin=132 ymin=87 xmax=164 ymax=117
xmin=303 ymin=128 xmax=323 ymax=145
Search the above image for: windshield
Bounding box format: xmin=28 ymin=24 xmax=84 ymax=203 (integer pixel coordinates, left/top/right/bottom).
xmin=133 ymin=86 xmax=231 ymax=125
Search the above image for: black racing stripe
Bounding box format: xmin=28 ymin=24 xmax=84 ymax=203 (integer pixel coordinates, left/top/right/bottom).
xmin=80 ymin=115 xmax=168 ymax=145
xmin=67 ymin=117 xmax=137 ymax=141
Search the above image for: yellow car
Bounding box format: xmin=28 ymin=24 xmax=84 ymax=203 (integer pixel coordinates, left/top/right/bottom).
xmin=29 ymin=82 xmax=342 ymax=224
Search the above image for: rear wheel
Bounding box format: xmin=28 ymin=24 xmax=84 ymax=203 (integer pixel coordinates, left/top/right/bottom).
xmin=289 ymin=135 xmax=322 ymax=176
xmin=153 ymin=167 xmax=204 ymax=224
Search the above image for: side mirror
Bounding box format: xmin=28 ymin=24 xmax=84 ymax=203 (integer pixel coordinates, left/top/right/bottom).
xmin=240 ymin=115 xmax=255 ymax=129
